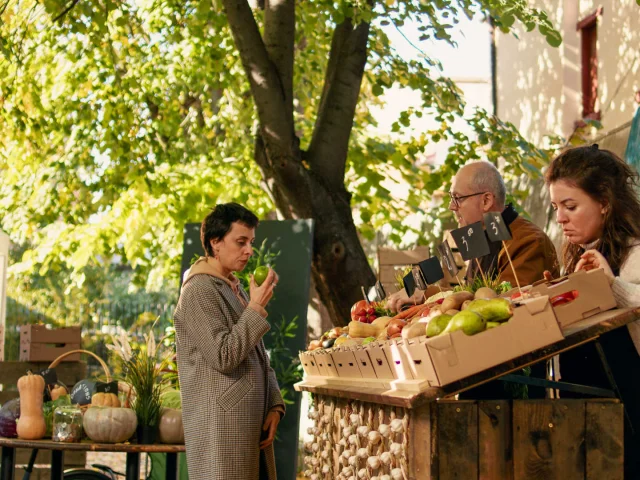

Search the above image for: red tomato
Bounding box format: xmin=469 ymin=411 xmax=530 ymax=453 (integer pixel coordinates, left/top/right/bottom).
xmin=350 ymin=300 xmax=368 ymax=321
xmin=550 ymin=290 xmax=580 ymax=307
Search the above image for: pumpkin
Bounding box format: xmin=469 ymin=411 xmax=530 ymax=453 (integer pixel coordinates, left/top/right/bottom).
xmin=91 ymin=392 xmax=121 ymax=408
xmin=83 ymin=407 xmax=137 ymax=444
xmin=16 ymin=372 xmax=47 ymax=440
xmin=50 ymin=385 xmax=68 ymax=401
xmin=158 ymin=408 xmax=184 ymax=444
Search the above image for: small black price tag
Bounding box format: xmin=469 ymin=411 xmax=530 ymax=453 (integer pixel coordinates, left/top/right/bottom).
xmin=417 ymin=256 xmax=445 ymax=285
xmin=95 ymin=381 xmax=119 ymax=394
xmin=403 ymin=271 xmax=416 ymax=297
xmin=437 ymin=241 xmax=459 ymax=277
xmin=411 ymin=266 xmax=428 ymax=291
xmin=483 ymin=212 xmax=512 ymax=242
xmin=374 ymin=281 xmax=386 ymax=301
xmin=450 ymin=221 xmax=491 ymax=261
xmin=71 ymin=379 xmax=96 ymax=405
xmin=37 ymin=368 xmax=58 ymax=385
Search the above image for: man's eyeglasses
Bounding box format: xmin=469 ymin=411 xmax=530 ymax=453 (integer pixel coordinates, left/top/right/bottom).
xmin=448 ymin=191 xmax=488 ymax=208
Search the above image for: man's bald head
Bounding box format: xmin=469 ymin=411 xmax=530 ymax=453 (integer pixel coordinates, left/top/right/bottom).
xmin=449 ymin=161 xmax=506 ymax=226
xmin=457 ymin=162 xmax=506 ymax=209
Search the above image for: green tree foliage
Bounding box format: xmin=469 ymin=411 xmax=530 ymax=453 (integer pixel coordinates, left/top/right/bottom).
xmin=0 ymin=0 xmax=561 ymax=323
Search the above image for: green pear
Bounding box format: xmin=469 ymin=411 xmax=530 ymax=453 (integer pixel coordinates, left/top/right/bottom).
xmin=486 ymin=321 xmax=501 ymax=329
xmin=426 ymin=314 xmax=452 ymax=338
xmin=443 ymin=310 xmax=486 ymax=336
xmin=467 ymin=298 xmax=513 ymax=323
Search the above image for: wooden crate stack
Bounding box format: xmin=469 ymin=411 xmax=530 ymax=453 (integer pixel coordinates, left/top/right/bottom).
xmin=0 ymin=360 xmax=88 ymax=478
xmin=377 ymin=246 xmax=430 ymax=295
xmin=19 ymin=325 xmax=81 ymax=362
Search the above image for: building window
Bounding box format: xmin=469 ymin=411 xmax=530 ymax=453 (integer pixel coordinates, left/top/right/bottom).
xmin=577 ymin=6 xmax=603 ymax=120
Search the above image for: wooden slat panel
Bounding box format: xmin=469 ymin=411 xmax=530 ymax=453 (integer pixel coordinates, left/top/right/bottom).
xmin=20 ymin=325 xmax=81 ymax=344
xmin=437 ymin=401 xmax=478 ymax=480
xmin=479 ymin=400 xmax=513 ymax=480
xmin=513 ymin=400 xmax=586 ymax=480
xmin=0 ymin=361 xmax=87 ymax=387
xmin=408 ymin=402 xmax=433 ymax=479
xmin=378 ymin=247 xmax=430 ymax=266
xmin=379 ymin=268 xmax=401 ymax=283
xmin=586 ymin=400 xmax=623 ymax=480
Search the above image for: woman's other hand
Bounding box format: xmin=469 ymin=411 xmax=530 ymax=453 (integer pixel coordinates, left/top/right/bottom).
xmin=575 ymin=249 xmax=615 ymax=284
xmin=259 ymin=410 xmax=281 ymax=450
xmin=249 ymin=268 xmax=279 ymax=308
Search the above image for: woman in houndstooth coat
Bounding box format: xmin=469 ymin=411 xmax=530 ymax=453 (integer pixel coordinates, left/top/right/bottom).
xmin=174 ymin=203 xmax=285 ymax=480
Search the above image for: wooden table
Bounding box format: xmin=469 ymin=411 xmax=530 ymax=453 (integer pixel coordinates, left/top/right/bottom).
xmin=295 ymin=307 xmax=640 ymax=479
xmin=0 ymin=437 xmax=185 ymax=480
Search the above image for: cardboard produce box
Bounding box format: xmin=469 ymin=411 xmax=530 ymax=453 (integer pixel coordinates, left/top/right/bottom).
xmin=404 ymin=295 xmax=563 ymax=387
xmin=299 ymin=351 xmax=321 ymax=377
xmin=529 ymin=268 xmax=616 ymax=328
xmin=331 ymin=347 xmax=364 ymax=378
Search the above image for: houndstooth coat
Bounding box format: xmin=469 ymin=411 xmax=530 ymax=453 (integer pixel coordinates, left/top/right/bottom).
xmin=174 ymin=272 xmax=285 ymax=480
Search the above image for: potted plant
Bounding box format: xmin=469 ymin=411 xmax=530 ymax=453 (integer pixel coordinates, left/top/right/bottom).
xmin=108 ymin=326 xmax=170 ymax=444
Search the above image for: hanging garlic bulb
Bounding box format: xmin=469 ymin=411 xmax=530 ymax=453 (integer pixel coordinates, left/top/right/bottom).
xmin=339 ymin=438 xmax=348 ymax=447
xmin=368 ymin=431 xmax=382 ymax=444
xmin=307 ymin=427 xmax=315 ymax=435
xmin=322 ymin=464 xmax=331 ymax=474
xmin=367 ymin=456 xmax=381 ymax=470
xmin=357 ymin=447 xmax=368 ymax=459
xmin=342 ymin=450 xmax=351 ymax=460
xmin=380 ymin=452 xmax=392 ymax=465
xmin=309 ymin=409 xmax=318 ymax=419
xmin=304 ymin=441 xmax=313 ymax=451
xmin=390 ymin=419 xmax=404 ymax=434
xmin=356 ymin=425 xmax=370 ymax=437
xmin=341 ymin=418 xmax=349 ymax=428
xmin=371 ymin=477 xmax=379 ymax=480
xmin=378 ymin=424 xmax=391 ymax=438
xmin=322 ymin=414 xmax=331 ymax=424
xmin=350 ymin=413 xmax=361 ymax=426
xmin=342 ymin=466 xmax=353 ymax=476
xmin=321 ymin=450 xmax=330 ymax=460
xmin=312 ymin=443 xmax=320 ymax=452
xmin=343 ymin=426 xmax=354 ymax=438
xmin=358 ymin=468 xmax=368 ymax=479
xmin=311 ymin=457 xmax=320 ymax=466
xmin=391 ymin=468 xmax=403 ymax=480
xmin=389 ymin=442 xmax=403 ymax=457
xmin=349 ymin=434 xmax=359 ymax=446
xmin=380 ymin=475 xmax=392 ymax=480
xmin=304 ymin=469 xmax=312 ymax=477
xmin=310 ymin=474 xmax=319 ymax=480
xmin=321 ymin=432 xmax=329 ymax=441
xmin=349 ymin=455 xmax=358 ymax=467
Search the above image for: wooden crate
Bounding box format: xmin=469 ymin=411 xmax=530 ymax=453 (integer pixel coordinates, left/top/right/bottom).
xmin=377 ymin=246 xmax=430 ymax=295
xmin=303 ymin=396 xmax=623 ymax=479
xmin=19 ymin=325 xmax=81 ymax=362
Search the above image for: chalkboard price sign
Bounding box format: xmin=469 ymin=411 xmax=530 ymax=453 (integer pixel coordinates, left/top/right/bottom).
xmin=95 ymin=381 xmax=119 ymax=394
xmin=437 ymin=241 xmax=459 ymax=276
xmin=483 ymin=212 xmax=512 ymax=242
xmin=417 ymin=256 xmax=445 ymax=285
xmin=37 ymin=368 xmax=58 ymax=386
xmin=450 ymin=221 xmax=490 ymax=261
xmin=403 ymin=271 xmax=417 ymax=297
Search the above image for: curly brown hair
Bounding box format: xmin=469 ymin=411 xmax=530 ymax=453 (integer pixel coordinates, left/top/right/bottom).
xmin=545 ymin=145 xmax=640 ymax=275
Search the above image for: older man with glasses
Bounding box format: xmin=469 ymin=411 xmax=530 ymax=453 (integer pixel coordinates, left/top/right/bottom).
xmin=387 ymin=161 xmax=560 ymax=312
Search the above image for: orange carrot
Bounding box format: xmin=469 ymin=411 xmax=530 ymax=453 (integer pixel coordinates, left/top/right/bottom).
xmin=393 ymin=303 xmax=423 ymax=320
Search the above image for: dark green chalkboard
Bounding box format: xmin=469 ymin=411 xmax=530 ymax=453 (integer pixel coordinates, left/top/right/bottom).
xmin=176 ymin=219 xmax=314 ymax=480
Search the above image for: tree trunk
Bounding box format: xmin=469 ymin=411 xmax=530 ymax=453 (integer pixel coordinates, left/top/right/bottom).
xmin=223 ymin=0 xmax=377 ymax=324
xmin=254 ymin=138 xmax=376 ymax=326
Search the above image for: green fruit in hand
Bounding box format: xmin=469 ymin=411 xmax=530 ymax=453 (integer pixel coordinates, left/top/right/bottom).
xmin=443 ymin=310 xmax=486 ymax=336
xmin=254 ymin=266 xmax=270 ymax=286
xmin=467 ymin=298 xmax=512 ymax=322
xmin=426 ymin=314 xmax=452 ymax=338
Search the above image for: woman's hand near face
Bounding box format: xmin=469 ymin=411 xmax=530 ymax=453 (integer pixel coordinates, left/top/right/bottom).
xmin=575 ymin=249 xmax=615 ymax=284
xmin=249 ymin=268 xmax=279 ymax=308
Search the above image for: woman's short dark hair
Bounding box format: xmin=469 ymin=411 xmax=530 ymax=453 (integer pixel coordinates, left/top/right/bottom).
xmin=200 ymin=203 xmax=259 ymax=257
xmin=545 ymin=144 xmax=640 ymax=274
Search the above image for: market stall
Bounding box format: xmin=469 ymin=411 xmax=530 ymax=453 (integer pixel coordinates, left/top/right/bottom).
xmin=296 ymin=274 xmax=639 ymax=479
